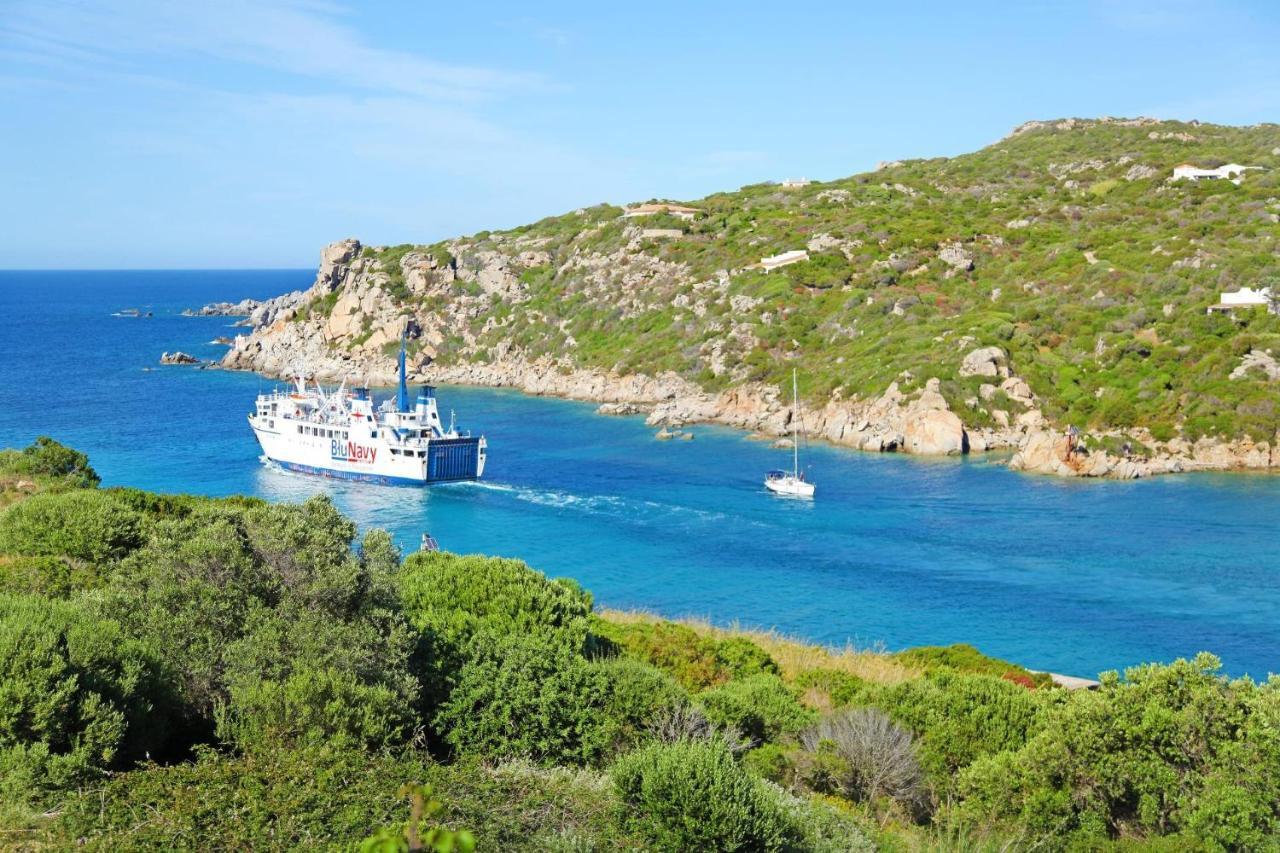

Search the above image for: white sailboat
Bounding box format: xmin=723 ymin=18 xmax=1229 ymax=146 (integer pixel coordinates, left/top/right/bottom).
xmin=764 ymin=368 xmax=815 ymax=498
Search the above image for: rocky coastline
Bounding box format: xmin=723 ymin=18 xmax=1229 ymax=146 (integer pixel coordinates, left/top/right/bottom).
xmin=208 ymin=239 xmax=1277 ymax=481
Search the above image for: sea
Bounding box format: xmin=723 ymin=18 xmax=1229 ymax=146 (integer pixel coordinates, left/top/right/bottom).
xmin=1 ymin=270 xmax=1277 ymax=679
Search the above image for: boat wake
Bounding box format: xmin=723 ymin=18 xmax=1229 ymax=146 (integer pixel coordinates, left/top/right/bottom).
xmin=455 ymin=479 xmax=749 ymax=529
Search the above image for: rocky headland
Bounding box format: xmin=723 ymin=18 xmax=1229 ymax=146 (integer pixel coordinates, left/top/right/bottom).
xmin=211 ymin=235 xmax=1275 ymax=479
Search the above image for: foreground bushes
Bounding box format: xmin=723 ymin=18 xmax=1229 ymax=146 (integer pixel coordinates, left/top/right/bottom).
xmin=612 ymin=739 xmax=799 ymax=851
xmin=699 ymin=673 xmax=815 ymax=744
xmin=0 ymin=489 xmax=142 ymax=563
xmin=46 ymin=745 xmax=434 ymax=850
xmin=0 ymin=593 xmax=170 ymax=808
xmin=0 ymin=440 xmax=1275 ymax=850
xmin=956 ymin=654 xmax=1280 ymax=847
xmin=872 ymin=670 xmax=1045 ymax=787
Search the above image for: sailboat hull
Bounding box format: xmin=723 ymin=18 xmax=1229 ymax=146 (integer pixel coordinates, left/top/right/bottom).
xmin=764 ymin=475 xmax=815 ymax=498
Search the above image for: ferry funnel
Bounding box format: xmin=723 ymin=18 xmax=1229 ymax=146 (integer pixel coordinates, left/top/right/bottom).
xmin=397 ymin=336 xmax=410 ymax=412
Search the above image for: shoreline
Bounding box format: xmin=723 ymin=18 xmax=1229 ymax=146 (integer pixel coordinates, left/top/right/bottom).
xmin=215 ymin=349 xmax=1278 ymax=482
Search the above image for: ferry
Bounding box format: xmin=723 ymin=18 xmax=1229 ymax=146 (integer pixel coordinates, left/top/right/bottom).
xmin=248 ymin=342 xmax=486 ymax=485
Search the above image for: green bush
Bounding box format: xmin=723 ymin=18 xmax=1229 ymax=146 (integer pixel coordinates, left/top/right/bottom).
xmin=0 ymin=436 xmax=100 ymax=489
xmin=793 ymin=669 xmax=869 ymax=707
xmin=0 ymin=593 xmax=170 ymax=808
xmin=699 ymin=673 xmax=816 ymax=744
xmin=873 ymin=671 xmax=1045 ymax=786
xmin=893 ymin=643 xmax=1050 ymax=686
xmin=435 ymin=631 xmax=613 ymax=765
xmin=361 ymin=782 xmax=475 ymax=853
xmin=101 ymin=497 xmax=404 ymax=726
xmin=216 ymin=665 xmax=413 ymax=754
xmin=956 ymin=654 xmax=1280 ymax=846
xmin=594 ymin=657 xmax=692 ymax=754
xmin=716 ymin=635 xmax=781 ymax=680
xmin=0 ymin=489 xmax=143 ymax=562
xmin=45 ymin=744 xmax=434 ymax=850
xmin=399 ymin=551 xmax=593 ymax=660
xmin=611 ymin=739 xmax=799 ymax=851
xmin=592 ymin=618 xmax=726 ymax=690
xmin=0 ymin=554 xmax=103 ymax=597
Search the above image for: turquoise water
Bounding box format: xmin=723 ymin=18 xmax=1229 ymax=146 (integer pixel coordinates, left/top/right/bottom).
xmin=1 ymin=270 xmax=1278 ymax=679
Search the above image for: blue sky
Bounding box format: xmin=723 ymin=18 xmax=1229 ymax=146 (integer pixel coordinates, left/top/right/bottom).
xmin=3 ymin=1 xmax=1279 ymax=268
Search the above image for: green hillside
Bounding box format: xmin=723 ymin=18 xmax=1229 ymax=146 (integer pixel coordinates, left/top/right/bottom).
xmin=359 ymin=117 xmax=1280 ymax=444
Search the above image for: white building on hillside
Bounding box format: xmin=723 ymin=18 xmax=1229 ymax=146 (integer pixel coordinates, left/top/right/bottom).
xmin=761 ymin=249 xmax=809 ymax=271
xmin=1207 ymin=286 xmax=1276 ymax=315
xmin=622 ymin=202 xmax=701 ymax=221
xmin=780 ymin=178 xmax=812 ymax=189
xmin=1172 ymin=163 xmax=1261 ymax=184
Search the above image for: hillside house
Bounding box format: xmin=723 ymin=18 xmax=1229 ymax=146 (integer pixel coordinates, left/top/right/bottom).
xmin=622 ymin=202 xmax=701 ymax=221
xmin=1207 ymin=286 xmax=1276 ymax=316
xmin=780 ymin=178 xmax=812 ymax=188
xmin=761 ymin=249 xmax=809 ymax=271
xmin=1172 ymin=163 xmax=1260 ymax=184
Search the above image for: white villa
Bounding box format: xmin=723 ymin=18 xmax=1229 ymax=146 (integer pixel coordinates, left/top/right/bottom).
xmin=780 ymin=178 xmax=812 ymax=189
xmin=1207 ymin=286 xmax=1276 ymax=315
xmin=1172 ymin=163 xmax=1261 ymax=184
xmin=622 ymin=202 xmax=701 ymax=221
xmin=760 ymin=249 xmax=809 ymax=271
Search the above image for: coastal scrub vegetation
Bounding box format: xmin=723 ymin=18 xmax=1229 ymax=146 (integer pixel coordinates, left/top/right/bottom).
xmin=2 ymin=438 xmax=1278 ymax=849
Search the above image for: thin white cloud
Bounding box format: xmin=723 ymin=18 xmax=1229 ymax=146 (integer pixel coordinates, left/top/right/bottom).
xmin=497 ymin=17 xmax=573 ymax=48
xmin=3 ymin=0 xmax=542 ymax=101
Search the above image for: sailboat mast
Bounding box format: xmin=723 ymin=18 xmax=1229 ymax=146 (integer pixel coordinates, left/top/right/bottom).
xmin=792 ymin=368 xmax=800 ymax=477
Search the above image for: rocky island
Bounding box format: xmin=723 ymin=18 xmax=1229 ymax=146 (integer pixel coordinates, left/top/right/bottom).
xmin=214 ymin=118 xmax=1280 ymax=479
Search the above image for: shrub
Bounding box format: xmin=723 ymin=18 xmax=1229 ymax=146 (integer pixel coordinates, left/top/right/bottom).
xmin=793 ymin=669 xmax=869 ymax=708
xmin=0 ymin=593 xmax=170 ymax=807
xmin=797 ymin=708 xmax=927 ymax=812
xmin=399 ymin=552 xmax=593 ymax=663
xmin=956 ymin=654 xmax=1280 ymax=846
xmin=361 ymin=782 xmax=475 ymax=853
xmin=0 ymin=554 xmax=103 ymax=597
xmin=217 ymin=665 xmax=413 ymax=754
xmin=611 ymin=739 xmax=799 ymax=851
xmin=873 ymin=671 xmax=1045 ymax=786
xmin=435 ymin=631 xmax=613 ymax=766
xmin=592 ymin=618 xmax=726 ymax=690
xmin=0 ymin=436 xmax=99 ymax=489
xmin=716 ymin=635 xmax=780 ymax=680
xmin=742 ymin=742 xmax=793 ymax=785
xmin=594 ymin=657 xmax=692 ymax=754
xmin=893 ymin=643 xmax=1050 ymax=686
xmin=0 ymin=489 xmax=143 ymax=562
xmin=101 ymin=497 xmax=401 ymax=726
xmin=239 ymin=495 xmax=366 ymax=613
xmin=46 ymin=744 xmax=434 ymax=850
xmin=699 ymin=673 xmax=816 ymax=744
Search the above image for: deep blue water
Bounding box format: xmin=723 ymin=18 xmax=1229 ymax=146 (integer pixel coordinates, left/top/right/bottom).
xmin=1 ymin=270 xmax=1278 ymax=679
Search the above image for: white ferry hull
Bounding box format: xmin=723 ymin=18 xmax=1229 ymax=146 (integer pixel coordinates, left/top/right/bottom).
xmin=248 ymin=345 xmax=487 ymax=487
xmin=251 ymin=416 xmax=486 ymax=486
